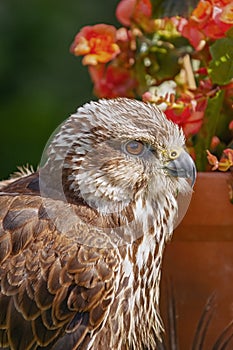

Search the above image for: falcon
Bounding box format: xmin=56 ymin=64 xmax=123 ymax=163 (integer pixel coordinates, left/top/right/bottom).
xmin=0 ymin=98 xmax=196 ymax=350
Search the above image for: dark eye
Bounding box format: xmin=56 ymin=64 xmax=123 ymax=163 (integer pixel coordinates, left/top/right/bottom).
xmin=123 ymin=140 xmax=146 ymax=156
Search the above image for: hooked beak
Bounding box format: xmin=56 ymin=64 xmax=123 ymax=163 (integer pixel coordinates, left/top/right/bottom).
xmin=165 ymin=151 xmax=196 ymax=187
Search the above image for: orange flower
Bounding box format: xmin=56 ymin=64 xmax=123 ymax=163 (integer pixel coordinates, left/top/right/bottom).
xmin=179 ymin=19 xmax=205 ymax=50
xmin=191 ymin=0 xmax=212 ymax=25
xmin=207 ymin=149 xmax=233 ymax=171
xmin=210 ymin=136 xmax=220 ymax=150
xmin=70 ymin=24 xmax=120 ymax=65
xmin=164 ymin=96 xmax=207 ymax=138
xmin=88 ymin=64 xmax=138 ymax=98
xmin=165 ymin=104 xmax=205 ymax=138
xmin=134 ymin=0 xmax=152 ymax=22
xmin=116 ymin=0 xmax=137 ymax=26
xmin=116 ymin=0 xmax=154 ymax=32
xmin=178 ymin=0 xmax=233 ymax=48
xmin=206 ymin=150 xmax=219 ymax=170
xmin=220 ymin=2 xmax=233 ymax=24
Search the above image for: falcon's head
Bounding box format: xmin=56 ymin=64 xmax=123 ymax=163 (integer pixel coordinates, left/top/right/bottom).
xmin=40 ymin=98 xmax=196 ymax=241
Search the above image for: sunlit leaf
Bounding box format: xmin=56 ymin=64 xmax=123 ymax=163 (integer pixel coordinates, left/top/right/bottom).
xmin=209 ymin=38 xmax=233 ymax=85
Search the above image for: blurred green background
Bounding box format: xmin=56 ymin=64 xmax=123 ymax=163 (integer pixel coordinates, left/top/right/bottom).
xmin=0 ymin=0 xmax=119 ymax=180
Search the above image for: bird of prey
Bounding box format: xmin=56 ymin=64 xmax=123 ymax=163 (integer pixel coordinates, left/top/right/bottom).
xmin=0 ymin=98 xmax=196 ymax=350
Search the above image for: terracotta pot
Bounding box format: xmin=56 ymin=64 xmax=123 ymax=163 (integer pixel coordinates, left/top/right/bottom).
xmin=161 ymin=172 xmax=233 ymax=349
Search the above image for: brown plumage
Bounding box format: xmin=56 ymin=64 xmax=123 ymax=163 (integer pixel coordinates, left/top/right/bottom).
xmin=0 ymin=98 xmax=196 ymax=349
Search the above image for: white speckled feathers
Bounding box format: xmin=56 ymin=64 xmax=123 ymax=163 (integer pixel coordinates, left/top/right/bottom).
xmin=0 ymin=98 xmax=195 ymax=349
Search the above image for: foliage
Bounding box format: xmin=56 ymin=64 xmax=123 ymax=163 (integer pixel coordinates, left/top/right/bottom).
xmin=71 ymin=0 xmax=233 ymax=172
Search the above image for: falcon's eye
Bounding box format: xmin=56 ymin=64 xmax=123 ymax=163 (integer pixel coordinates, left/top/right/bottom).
xmin=169 ymin=149 xmax=180 ymax=159
xmin=123 ymin=140 xmax=146 ymax=156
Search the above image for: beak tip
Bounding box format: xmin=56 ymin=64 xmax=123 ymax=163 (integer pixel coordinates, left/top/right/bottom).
xmin=165 ymin=151 xmax=197 ymax=187
xmin=190 ymin=164 xmax=197 ymax=188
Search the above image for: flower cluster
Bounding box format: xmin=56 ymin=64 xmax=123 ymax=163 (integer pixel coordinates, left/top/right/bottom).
xmin=71 ymin=0 xmax=233 ymax=172
xmin=180 ymin=0 xmax=233 ymax=49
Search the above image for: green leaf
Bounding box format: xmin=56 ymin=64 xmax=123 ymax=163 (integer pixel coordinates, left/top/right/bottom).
xmin=194 ymin=90 xmax=224 ymax=171
xmin=226 ymin=27 xmax=233 ymax=39
xmin=208 ymin=37 xmax=233 ymax=85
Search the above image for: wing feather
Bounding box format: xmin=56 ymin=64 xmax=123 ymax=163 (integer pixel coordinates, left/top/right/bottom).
xmin=7 ymin=299 xmax=35 ymax=350
xmin=32 ymin=315 xmax=60 ymax=347
xmin=13 ymin=285 xmax=40 ymax=320
xmin=0 ymin=185 xmax=118 ymax=349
